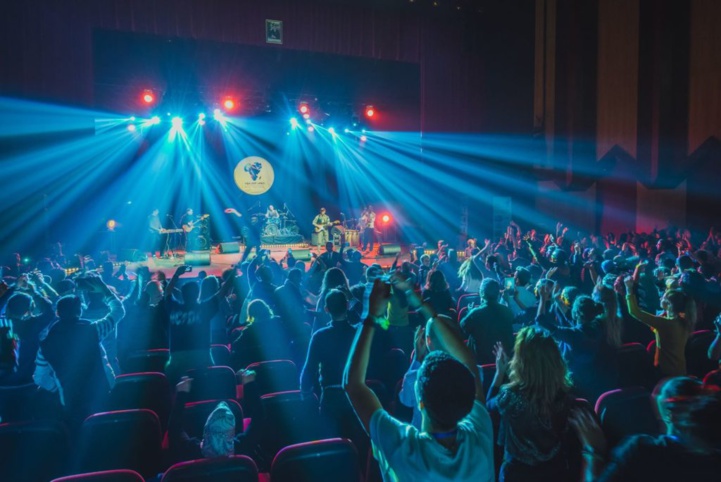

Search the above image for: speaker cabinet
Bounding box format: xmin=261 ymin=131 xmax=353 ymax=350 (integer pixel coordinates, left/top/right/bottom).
xmin=219 ymin=242 xmax=240 ymax=254
xmin=379 ymin=244 xmax=402 ymax=256
xmin=185 ymin=251 xmax=212 ymax=266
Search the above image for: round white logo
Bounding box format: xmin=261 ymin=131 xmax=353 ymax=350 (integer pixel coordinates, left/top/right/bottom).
xmin=233 ymin=156 xmax=275 ymax=195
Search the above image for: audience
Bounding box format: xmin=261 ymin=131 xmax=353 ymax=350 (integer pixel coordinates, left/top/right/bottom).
xmin=4 ymin=217 xmax=721 ymax=481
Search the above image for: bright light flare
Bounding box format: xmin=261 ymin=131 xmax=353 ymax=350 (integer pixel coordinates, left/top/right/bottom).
xmin=106 ymin=219 xmax=117 ymax=230
xmin=223 ymin=98 xmax=236 ymax=111
xmin=360 ymin=135 xmax=367 ymax=142
xmin=381 ymin=214 xmax=391 ymax=224
xmin=365 ymin=105 xmax=375 ymax=118
xmin=127 ymin=124 xmax=136 ymax=132
xmin=150 ymin=116 xmax=161 ymax=125
xmin=328 ymin=127 xmax=336 ymax=135
xmin=299 ymin=102 xmax=309 ymax=114
xmin=290 ymin=117 xmax=300 ymax=129
xmin=141 ymin=90 xmax=155 ymax=105
xmin=171 ymin=117 xmax=183 ymax=129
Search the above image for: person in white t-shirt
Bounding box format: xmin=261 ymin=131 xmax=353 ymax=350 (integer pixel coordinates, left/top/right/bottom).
xmin=344 ymin=275 xmax=494 ymax=482
xmin=504 ymin=266 xmax=537 ymax=320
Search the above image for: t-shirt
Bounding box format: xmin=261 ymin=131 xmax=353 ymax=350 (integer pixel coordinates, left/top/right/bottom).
xmin=369 ymin=401 xmax=494 ymax=482
xmin=599 ymin=434 xmax=721 ymax=482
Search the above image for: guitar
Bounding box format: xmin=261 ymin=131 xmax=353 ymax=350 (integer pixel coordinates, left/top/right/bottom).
xmin=313 ymin=220 xmax=341 ymax=233
xmin=159 ymin=228 xmax=184 ymax=234
xmin=182 ymin=214 xmax=210 ymax=233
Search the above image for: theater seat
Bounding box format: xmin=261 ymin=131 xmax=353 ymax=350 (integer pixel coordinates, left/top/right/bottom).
xmin=616 ymin=343 xmax=653 ymax=388
xmin=122 ymin=349 xmax=170 ymax=374
xmin=0 ymin=419 xmax=70 ymax=482
xmin=270 ymin=438 xmax=361 ymax=482
xmin=185 ymin=366 xmax=237 ymax=402
xmin=76 ymin=409 xmax=162 ymax=477
xmin=107 ymin=372 xmax=171 ymax=431
xmin=245 ymin=360 xmax=298 ymax=396
xmin=51 ymin=469 xmax=144 ymax=482
xmin=254 ymin=390 xmax=337 ymax=468
xmin=161 ymin=455 xmax=259 ymax=482
xmin=595 ymin=387 xmax=658 ymax=447
xmin=210 ymin=344 xmax=232 ymax=367
xmin=182 ymin=399 xmax=244 ymax=439
xmin=685 ymin=330 xmax=717 ymax=378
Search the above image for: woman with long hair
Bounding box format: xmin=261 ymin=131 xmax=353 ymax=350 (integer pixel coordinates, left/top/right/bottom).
xmin=458 ymin=257 xmax=483 ymax=294
xmin=488 ymin=327 xmax=578 ymax=482
xmin=422 ymin=269 xmax=456 ymax=317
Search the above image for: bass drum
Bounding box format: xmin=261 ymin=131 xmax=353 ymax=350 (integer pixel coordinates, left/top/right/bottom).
xmin=263 ymin=224 xmax=279 ymax=237
xmin=191 ymin=235 xmax=209 ymax=251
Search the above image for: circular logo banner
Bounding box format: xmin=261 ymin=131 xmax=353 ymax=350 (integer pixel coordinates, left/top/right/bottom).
xmin=233 ymin=156 xmax=275 ymax=195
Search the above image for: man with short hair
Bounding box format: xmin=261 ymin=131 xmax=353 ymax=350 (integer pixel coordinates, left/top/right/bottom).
xmin=461 ymin=278 xmax=515 ymax=365
xmin=301 ymin=290 xmax=356 ymax=397
xmin=34 ymin=276 xmax=125 ymax=426
xmin=344 ymin=277 xmax=494 ymax=481
xmin=312 ymin=207 xmax=331 ymax=246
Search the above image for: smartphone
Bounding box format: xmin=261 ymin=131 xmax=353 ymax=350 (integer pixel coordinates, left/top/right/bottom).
xmin=186 ymin=266 xmax=193 ymax=273
xmin=504 ymin=277 xmax=515 ymax=291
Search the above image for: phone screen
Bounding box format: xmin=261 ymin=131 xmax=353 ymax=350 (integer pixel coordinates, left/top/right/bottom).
xmin=505 ymin=277 xmax=515 ymax=290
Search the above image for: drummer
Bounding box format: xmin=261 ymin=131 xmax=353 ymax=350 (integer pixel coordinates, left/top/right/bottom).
xmin=266 ymin=205 xmax=280 ymax=224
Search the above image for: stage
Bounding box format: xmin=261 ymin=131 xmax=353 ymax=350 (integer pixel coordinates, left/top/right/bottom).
xmin=123 ymin=243 xmax=404 ymax=279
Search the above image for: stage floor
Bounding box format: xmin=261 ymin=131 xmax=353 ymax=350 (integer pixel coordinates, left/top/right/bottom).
xmin=126 ymin=243 xmax=402 ymax=279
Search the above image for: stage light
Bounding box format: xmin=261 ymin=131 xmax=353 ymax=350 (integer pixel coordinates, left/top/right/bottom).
xmin=344 ymin=128 xmax=350 ymax=134
xmin=308 ymin=125 xmax=315 ymax=133
xmin=381 ymin=214 xmax=391 ymax=224
xmin=129 ymin=116 xmax=136 ymax=121
xmin=127 ymin=124 xmax=136 ymax=132
xmin=171 ymin=116 xmax=183 ymax=129
xmin=299 ymin=102 xmax=309 ymax=114
xmin=223 ymin=98 xmax=236 ymax=111
xmin=198 ymin=113 xmax=206 ymax=120
xmin=290 ymin=117 xmax=299 ymax=129
xmin=302 ymin=113 xmax=310 ymax=120
xmin=365 ymin=105 xmax=375 ymax=118
xmin=198 ymin=119 xmax=206 ymax=126
xmin=328 ymin=127 xmax=336 ymax=135
xmin=106 ymin=219 xmax=117 ymax=230
xmin=360 ymin=135 xmax=367 ymax=142
xmin=141 ymin=90 xmax=155 ymax=105
xmin=150 ymin=116 xmax=161 ymax=125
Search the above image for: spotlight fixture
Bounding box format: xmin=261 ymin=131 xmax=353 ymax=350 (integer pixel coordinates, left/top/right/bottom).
xmin=381 ymin=214 xmax=391 ymax=224
xmin=150 ymin=116 xmax=161 ymax=125
xmin=328 ymin=127 xmax=336 ymax=135
xmin=289 ymin=117 xmax=300 ymax=129
xmin=171 ymin=116 xmax=183 ymax=129
xmin=299 ymin=102 xmax=310 ymax=114
xmin=141 ymin=89 xmax=155 ymax=105
xmin=360 ymin=135 xmax=367 ymax=142
xmin=307 ymin=125 xmax=315 ymax=133
xmin=365 ymin=105 xmax=375 ymax=118
xmin=127 ymin=124 xmax=137 ymax=132
xmin=106 ymin=219 xmax=117 ymax=231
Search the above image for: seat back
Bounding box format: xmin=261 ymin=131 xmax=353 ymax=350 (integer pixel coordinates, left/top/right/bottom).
xmin=245 ymin=360 xmax=298 ymax=396
xmin=0 ymin=383 xmax=38 ymax=423
xmin=51 ymin=469 xmax=145 ymax=482
xmin=685 ymin=330 xmax=717 ymax=378
xmin=0 ymin=419 xmax=70 ymax=482
xmin=123 ymin=349 xmax=170 ymax=374
xmin=255 ymin=391 xmax=336 ymax=468
xmin=703 ymin=368 xmax=721 ymax=389
xmin=185 ymin=366 xmax=237 ymax=402
xmin=76 ymin=409 xmax=162 ymax=477
xmin=210 ymin=344 xmax=231 ymax=367
xmin=161 ymin=455 xmax=259 ymax=482
xmin=456 ymin=294 xmax=479 ymax=313
xmin=595 ymin=387 xmax=658 ymax=447
xmin=107 ymin=372 xmax=171 ymax=431
xmin=616 ymin=343 xmax=653 ymax=388
xmin=182 ymin=399 xmax=245 ymax=439
xmin=271 ymin=438 xmax=361 ymax=482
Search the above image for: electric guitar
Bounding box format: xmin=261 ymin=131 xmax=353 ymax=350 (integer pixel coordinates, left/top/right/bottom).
xmin=313 ymin=220 xmax=341 ymax=233
xmin=182 ymin=214 xmax=210 ymax=233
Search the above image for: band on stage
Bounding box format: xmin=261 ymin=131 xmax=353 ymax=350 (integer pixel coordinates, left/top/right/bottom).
xmin=147 ymin=203 xmax=379 ymax=258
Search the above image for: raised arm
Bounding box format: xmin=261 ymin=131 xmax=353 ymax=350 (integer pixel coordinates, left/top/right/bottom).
xmin=343 ymin=279 xmax=390 ymax=433
xmin=624 ymin=276 xmax=666 ymax=330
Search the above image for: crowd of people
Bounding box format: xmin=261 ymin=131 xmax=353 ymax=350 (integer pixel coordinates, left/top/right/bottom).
xmin=2 ymin=220 xmax=721 ymax=480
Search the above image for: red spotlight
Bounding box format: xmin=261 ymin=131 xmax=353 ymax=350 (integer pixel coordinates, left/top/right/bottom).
xmin=299 ymin=102 xmax=310 ymax=114
xmin=223 ymin=98 xmax=236 ymax=111
xmin=365 ymin=105 xmax=375 ymax=118
xmin=381 ymin=214 xmax=391 ymax=224
xmin=141 ymin=90 xmax=155 ymax=105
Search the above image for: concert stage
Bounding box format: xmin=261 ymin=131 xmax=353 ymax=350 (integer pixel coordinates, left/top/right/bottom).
xmin=125 ymin=243 xmax=403 ymax=279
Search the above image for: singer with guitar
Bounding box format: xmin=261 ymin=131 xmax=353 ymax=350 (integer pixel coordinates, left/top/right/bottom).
xmin=148 ymin=208 xmax=168 ymax=258
xmin=312 ymin=207 xmax=340 ymax=246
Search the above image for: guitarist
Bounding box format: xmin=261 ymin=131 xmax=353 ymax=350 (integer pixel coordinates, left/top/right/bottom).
xmin=312 ymin=207 xmax=332 ymax=246
xmin=180 ymin=208 xmax=200 ymax=251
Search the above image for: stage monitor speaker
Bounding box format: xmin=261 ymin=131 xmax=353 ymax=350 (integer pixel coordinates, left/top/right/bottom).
xmin=379 ymin=244 xmax=402 ymax=256
xmin=119 ymin=248 xmax=147 ymax=262
xmin=219 ymin=242 xmax=240 ymax=254
xmin=291 ymin=248 xmax=312 ymax=261
xmin=185 ymin=251 xmax=212 ymax=266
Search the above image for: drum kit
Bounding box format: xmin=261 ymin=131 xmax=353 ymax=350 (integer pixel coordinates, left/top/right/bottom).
xmin=255 ymin=209 xmax=299 ymax=237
